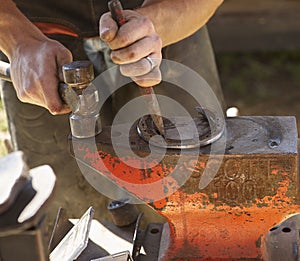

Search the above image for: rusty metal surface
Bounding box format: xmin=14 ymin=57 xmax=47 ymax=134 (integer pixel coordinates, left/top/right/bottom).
xmin=71 ymin=116 xmax=299 ymax=260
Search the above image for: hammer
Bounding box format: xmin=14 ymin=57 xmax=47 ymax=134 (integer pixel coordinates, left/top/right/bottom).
xmin=0 ymin=60 xmax=102 ymax=138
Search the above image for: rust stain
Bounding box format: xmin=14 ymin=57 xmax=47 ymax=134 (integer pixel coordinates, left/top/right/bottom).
xmin=158 ymin=166 xmax=299 ymax=260
xmin=73 ymin=141 xmax=299 ymax=260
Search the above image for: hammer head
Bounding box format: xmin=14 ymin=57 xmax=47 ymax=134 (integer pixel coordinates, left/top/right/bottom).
xmin=62 ymin=61 xmax=94 ymax=88
xmin=62 ymin=61 xmax=102 ymax=138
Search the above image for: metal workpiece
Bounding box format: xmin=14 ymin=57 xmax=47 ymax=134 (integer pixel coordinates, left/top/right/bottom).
xmin=137 ymin=107 xmax=225 ymax=149
xmin=70 ymin=116 xmax=299 ymax=260
xmin=62 ymin=60 xmax=102 ymax=138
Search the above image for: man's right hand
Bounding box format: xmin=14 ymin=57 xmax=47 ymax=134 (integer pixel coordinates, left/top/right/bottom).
xmin=9 ymin=38 xmax=73 ymax=115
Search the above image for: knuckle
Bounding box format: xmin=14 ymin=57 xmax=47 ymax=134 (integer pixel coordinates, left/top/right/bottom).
xmin=119 ymin=65 xmax=129 ymax=76
xmin=135 ymin=79 xmax=156 ymax=87
xmin=154 ymin=34 xmax=163 ymax=49
xmin=142 ymin=16 xmax=154 ymax=33
xmin=127 ymin=48 xmax=138 ymax=60
xmin=134 ymin=70 xmax=161 ymax=87
xmin=110 ymin=52 xmax=121 ymax=64
xmin=118 ymin=31 xmax=131 ymax=47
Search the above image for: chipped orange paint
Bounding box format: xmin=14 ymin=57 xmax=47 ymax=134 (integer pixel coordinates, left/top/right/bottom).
xmin=81 ymin=147 xmax=178 ymax=202
xmin=75 ymin=141 xmax=299 ymax=260
xmin=155 ymin=158 xmax=300 ymax=260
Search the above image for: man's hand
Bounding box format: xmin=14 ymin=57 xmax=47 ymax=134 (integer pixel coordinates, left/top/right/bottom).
xmin=9 ymin=38 xmax=73 ymax=115
xmin=99 ymin=10 xmax=162 ymax=87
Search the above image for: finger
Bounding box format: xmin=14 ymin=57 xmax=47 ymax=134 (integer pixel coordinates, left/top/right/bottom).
xmin=132 ymin=67 xmax=162 ymax=87
xmin=107 ymin=11 xmax=155 ymax=50
xmin=111 ymin=34 xmax=162 ymax=64
xmin=51 ymin=104 xmax=71 ymax=115
xmin=41 ymin=77 xmax=66 ymax=114
xmin=99 ymin=12 xmax=119 ymax=42
xmin=120 ymin=54 xmax=161 ymax=77
xmin=56 ymin=47 xmax=73 ymax=82
xmin=54 ymin=46 xmax=73 ymax=113
xmin=32 ymin=58 xmax=66 ymax=114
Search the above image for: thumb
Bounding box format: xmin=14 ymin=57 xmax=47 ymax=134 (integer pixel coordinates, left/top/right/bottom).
xmin=99 ymin=12 xmax=119 ymax=42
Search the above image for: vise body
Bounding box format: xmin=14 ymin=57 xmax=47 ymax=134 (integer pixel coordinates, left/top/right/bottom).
xmin=70 ymin=115 xmax=299 ymax=260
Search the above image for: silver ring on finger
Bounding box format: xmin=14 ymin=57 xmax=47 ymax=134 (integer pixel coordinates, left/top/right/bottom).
xmin=146 ymin=56 xmax=154 ymax=71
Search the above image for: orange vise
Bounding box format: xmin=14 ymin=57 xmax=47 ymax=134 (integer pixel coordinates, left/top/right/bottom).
xmin=70 ymin=116 xmax=299 ymax=260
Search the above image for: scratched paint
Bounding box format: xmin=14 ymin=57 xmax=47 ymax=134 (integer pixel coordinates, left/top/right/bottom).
xmin=72 ymin=127 xmax=299 ymax=260
xmin=156 ymin=154 xmax=299 ymax=260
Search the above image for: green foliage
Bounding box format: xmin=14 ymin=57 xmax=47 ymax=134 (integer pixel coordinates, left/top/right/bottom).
xmin=216 ymin=51 xmax=300 ymax=106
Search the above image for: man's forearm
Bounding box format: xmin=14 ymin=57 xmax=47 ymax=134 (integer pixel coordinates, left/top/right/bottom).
xmin=0 ymin=0 xmax=46 ymax=60
xmin=137 ymin=0 xmax=223 ymax=47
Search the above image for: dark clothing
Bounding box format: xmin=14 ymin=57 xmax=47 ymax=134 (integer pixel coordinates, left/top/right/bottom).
xmin=0 ymin=1 xmax=225 ymax=232
xmin=15 ymin=0 xmax=144 ymax=38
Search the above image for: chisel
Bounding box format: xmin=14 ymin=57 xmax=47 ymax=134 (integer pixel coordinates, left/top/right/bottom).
xmin=108 ymin=0 xmax=165 ymax=137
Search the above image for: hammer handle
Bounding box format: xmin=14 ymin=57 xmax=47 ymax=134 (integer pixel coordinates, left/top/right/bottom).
xmin=0 ymin=61 xmax=11 ymax=82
